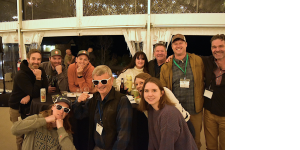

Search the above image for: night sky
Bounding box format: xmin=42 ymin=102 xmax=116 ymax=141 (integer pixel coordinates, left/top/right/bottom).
xmin=167 ymin=35 xmax=213 ymax=57
xmin=42 ymin=35 xmax=213 ymax=58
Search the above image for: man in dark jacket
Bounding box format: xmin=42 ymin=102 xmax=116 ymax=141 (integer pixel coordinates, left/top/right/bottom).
xmin=148 ymin=43 xmax=167 ymax=78
xmin=74 ymin=65 xmax=132 ymax=150
xmin=202 ymin=34 xmax=225 ymax=150
xmin=40 ymin=49 xmax=68 ymax=93
xmin=9 ymin=49 xmax=48 ymax=150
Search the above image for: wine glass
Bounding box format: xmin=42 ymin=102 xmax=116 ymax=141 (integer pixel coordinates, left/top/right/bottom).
xmin=75 ymin=88 xmax=82 ymax=97
xmin=83 ymin=87 xmax=89 ymax=94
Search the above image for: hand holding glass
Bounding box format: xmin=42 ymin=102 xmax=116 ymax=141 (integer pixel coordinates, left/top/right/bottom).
xmin=83 ymin=87 xmax=89 ymax=94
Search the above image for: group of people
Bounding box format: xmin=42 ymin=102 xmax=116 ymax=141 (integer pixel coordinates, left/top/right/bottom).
xmin=8 ymin=33 xmax=225 ymax=150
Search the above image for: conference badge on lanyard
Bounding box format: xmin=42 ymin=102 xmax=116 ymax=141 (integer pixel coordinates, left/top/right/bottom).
xmin=180 ymin=78 xmax=190 ymax=88
xmin=174 ymin=54 xmax=190 ymax=88
xmin=96 ymin=123 xmax=103 ymax=135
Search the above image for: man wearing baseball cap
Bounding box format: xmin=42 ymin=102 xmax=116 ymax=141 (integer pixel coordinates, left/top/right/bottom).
xmin=68 ymin=50 xmax=95 ymax=93
xmin=160 ymin=34 xmax=205 ymax=150
xmin=40 ymin=49 xmax=69 ymax=93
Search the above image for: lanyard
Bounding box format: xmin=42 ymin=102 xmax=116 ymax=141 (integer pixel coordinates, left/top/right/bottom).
xmin=173 ymin=53 xmax=189 ymax=76
xmin=97 ymin=101 xmax=103 ymax=126
xmin=208 ymin=69 xmax=225 ymax=91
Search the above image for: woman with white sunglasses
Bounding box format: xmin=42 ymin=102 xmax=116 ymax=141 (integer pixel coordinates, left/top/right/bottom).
xmin=11 ymin=96 xmax=76 ymax=150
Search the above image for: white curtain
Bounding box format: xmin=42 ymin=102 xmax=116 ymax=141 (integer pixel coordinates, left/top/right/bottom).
xmin=0 ymin=33 xmax=18 ymax=44
xmin=23 ymin=32 xmax=45 ymax=49
xmin=151 ymin=28 xmax=172 ymax=59
xmin=122 ymin=29 xmax=146 ymax=56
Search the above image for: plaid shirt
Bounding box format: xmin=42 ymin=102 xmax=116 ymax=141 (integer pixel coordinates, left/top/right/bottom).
xmin=172 ymin=55 xmax=197 ymax=114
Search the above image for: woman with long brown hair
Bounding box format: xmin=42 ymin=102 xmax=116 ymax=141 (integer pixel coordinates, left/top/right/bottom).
xmin=115 ymin=51 xmax=149 ymax=92
xmin=11 ymin=96 xmax=76 ymax=150
xmin=138 ymin=77 xmax=197 ymax=150
xmin=135 ymin=73 xmax=195 ymax=137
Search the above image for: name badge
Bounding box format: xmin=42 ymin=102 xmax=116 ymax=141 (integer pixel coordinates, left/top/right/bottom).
xmin=180 ymin=78 xmax=190 ymax=88
xmin=96 ymin=123 xmax=103 ymax=135
xmin=204 ymin=89 xmax=213 ymax=99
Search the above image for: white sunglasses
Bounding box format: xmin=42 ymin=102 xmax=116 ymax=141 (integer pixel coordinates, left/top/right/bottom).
xmin=54 ymin=104 xmax=71 ymax=113
xmin=92 ymin=77 xmax=111 ymax=85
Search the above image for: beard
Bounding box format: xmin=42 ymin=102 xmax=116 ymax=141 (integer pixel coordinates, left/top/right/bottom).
xmin=51 ymin=62 xmax=60 ymax=68
xmin=30 ymin=63 xmax=40 ymax=69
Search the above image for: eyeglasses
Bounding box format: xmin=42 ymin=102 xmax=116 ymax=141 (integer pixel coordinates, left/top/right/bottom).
xmin=92 ymin=77 xmax=111 ymax=85
xmin=54 ymin=104 xmax=70 ymax=113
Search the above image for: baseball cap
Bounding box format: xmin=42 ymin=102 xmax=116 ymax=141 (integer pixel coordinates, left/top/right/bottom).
xmin=172 ymin=34 xmax=186 ymax=42
xmin=54 ymin=96 xmax=72 ymax=109
xmin=50 ymin=49 xmax=62 ymax=57
xmin=77 ymin=50 xmax=89 ymax=58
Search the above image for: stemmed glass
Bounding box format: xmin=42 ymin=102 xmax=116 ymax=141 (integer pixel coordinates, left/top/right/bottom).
xmin=83 ymin=87 xmax=89 ymax=94
xmin=75 ymin=88 xmax=82 ymax=99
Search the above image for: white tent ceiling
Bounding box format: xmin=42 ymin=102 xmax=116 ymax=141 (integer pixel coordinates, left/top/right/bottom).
xmin=0 ymin=13 xmax=225 ymax=60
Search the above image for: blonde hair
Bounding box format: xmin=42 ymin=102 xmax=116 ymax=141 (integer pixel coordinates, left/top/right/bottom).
xmin=92 ymin=65 xmax=112 ymax=77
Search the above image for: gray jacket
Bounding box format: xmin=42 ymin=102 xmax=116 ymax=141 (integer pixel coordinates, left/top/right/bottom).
xmin=40 ymin=61 xmax=68 ymax=92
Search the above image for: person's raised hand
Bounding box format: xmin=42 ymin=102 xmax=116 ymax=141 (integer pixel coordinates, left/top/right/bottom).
xmin=55 ymin=65 xmax=63 ymax=75
xmin=32 ymin=69 xmax=42 ymax=80
xmin=48 ymin=85 xmax=56 ymax=93
xmin=20 ymin=95 xmax=30 ymax=104
xmin=77 ymin=66 xmax=83 ymax=76
xmin=165 ymin=55 xmax=173 ymax=63
xmin=77 ymin=93 xmax=90 ymax=102
xmin=45 ymin=115 xmax=56 ymax=123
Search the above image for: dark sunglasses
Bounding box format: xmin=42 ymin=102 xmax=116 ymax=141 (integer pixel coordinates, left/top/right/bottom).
xmin=54 ymin=104 xmax=70 ymax=113
xmin=92 ymin=77 xmax=111 ymax=85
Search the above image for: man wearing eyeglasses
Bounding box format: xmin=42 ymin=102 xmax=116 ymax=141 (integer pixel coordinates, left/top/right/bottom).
xmin=74 ymin=65 xmax=133 ymax=150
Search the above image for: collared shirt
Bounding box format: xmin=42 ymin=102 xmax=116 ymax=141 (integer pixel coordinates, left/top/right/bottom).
xmin=172 ymin=55 xmax=196 ymax=114
xmin=214 ymin=60 xmax=225 ymax=86
xmin=155 ymin=61 xmax=164 ymax=78
xmin=94 ymin=91 xmax=110 ymax=149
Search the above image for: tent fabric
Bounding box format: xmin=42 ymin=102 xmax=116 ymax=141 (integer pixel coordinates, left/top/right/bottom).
xmin=0 ymin=33 xmax=18 ymax=44
xmin=23 ymin=32 xmax=45 ymax=49
xmin=152 ymin=28 xmax=173 ymax=54
xmin=122 ymin=29 xmax=147 ymax=57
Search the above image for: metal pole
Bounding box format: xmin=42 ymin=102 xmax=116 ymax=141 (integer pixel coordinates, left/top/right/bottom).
xmin=17 ymin=0 xmax=25 ymax=60
xmin=1 ymin=53 xmax=6 ymax=94
xmin=135 ymin=0 xmax=136 ymax=14
xmin=31 ymin=0 xmax=33 ymax=20
xmin=76 ymin=0 xmax=83 ymax=29
xmin=197 ymin=0 xmax=198 ymax=13
xmin=146 ymin=0 xmax=151 ymax=60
